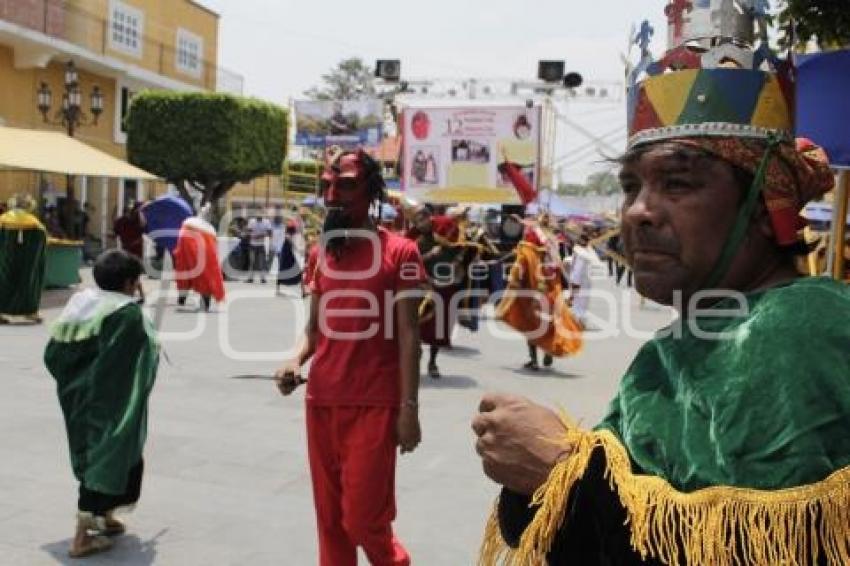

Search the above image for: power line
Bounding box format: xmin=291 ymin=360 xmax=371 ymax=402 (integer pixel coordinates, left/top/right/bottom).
xmin=554 ymin=112 xmax=623 ymax=155
xmin=551 ymin=124 xmax=626 ymax=168
xmin=559 ymin=146 xmax=622 ymax=170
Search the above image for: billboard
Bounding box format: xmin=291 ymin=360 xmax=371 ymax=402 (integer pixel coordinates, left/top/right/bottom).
xmin=294 ymin=99 xmax=383 ymax=147
xmin=401 ymin=105 xmax=541 ymax=204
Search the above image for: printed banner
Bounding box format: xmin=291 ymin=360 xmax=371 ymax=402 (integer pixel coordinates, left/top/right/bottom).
xmin=294 ymin=99 xmax=383 ymax=147
xmin=401 ymin=105 xmax=541 ymax=204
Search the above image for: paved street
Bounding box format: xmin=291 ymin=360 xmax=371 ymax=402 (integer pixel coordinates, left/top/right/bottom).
xmin=0 ymin=269 xmax=671 ymax=565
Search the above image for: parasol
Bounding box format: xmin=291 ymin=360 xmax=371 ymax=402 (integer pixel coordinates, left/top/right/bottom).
xmin=141 ymin=195 xmax=193 ymax=252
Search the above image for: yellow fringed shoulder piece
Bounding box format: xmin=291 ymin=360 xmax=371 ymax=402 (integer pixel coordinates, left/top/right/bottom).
xmin=479 ymin=423 xmax=850 ymax=566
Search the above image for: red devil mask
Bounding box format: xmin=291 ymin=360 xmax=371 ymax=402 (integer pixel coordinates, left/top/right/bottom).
xmin=321 ymin=151 xmax=372 ymax=225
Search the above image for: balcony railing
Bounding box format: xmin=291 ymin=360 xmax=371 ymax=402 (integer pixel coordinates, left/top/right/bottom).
xmin=0 ymin=0 xmax=244 ymax=94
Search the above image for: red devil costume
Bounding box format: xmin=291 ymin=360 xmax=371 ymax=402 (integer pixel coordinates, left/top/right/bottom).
xmin=406 ymin=208 xmax=480 ymax=378
xmin=280 ymin=151 xmax=426 ymax=566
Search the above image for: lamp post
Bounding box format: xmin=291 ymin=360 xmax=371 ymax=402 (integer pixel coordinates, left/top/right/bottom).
xmin=36 ymin=60 xmax=104 ymax=199
xmin=37 ymin=60 xmax=104 ymax=140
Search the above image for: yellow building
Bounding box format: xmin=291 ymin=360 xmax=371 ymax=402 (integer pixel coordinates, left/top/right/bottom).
xmin=0 ymin=0 xmax=247 ymax=245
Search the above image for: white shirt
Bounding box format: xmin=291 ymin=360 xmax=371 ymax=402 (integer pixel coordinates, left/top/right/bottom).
xmin=270 ymin=222 xmax=286 ymax=253
xmin=247 ymin=218 xmax=272 ymax=247
xmin=569 ymin=245 xmax=597 ymax=289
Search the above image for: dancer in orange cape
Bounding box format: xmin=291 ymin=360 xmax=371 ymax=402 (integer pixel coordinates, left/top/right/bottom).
xmin=495 ymin=213 xmax=582 ymax=370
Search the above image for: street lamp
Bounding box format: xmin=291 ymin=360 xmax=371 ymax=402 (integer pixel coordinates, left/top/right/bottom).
xmin=36 ymin=60 xmax=104 ymax=224
xmin=37 ymin=60 xmax=103 ymax=138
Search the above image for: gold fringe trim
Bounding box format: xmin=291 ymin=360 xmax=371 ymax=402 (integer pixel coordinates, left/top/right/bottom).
xmin=479 ymin=424 xmax=850 ymax=566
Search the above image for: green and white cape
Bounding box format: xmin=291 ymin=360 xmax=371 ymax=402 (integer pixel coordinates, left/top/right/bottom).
xmin=44 ymin=289 xmax=159 ymax=496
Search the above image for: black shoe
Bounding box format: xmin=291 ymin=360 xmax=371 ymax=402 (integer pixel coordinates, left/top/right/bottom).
xmin=523 ymin=360 xmax=539 ymax=371
xmin=247 ymin=279 xmax=254 ymax=284
xmin=178 ymin=296 xmax=187 ymax=307
xmin=543 ymin=354 xmax=553 ymax=367
xmin=260 ymin=278 xmax=267 ymax=284
xmin=428 ymin=363 xmax=441 ymax=379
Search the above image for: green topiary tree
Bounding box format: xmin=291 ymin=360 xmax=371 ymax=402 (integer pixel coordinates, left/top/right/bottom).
xmin=777 ymin=0 xmax=850 ymax=51
xmin=126 ymin=91 xmax=287 ymax=212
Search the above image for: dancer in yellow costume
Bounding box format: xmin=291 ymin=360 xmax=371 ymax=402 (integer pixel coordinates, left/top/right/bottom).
xmin=0 ymin=195 xmax=47 ymax=324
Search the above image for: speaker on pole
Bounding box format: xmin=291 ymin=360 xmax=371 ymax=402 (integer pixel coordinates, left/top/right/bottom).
xmin=537 ymin=60 xmax=565 ymax=83
xmin=375 ymin=59 xmax=401 ymax=82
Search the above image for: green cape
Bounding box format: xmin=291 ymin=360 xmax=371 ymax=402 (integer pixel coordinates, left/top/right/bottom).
xmin=481 ymin=277 xmax=850 ymax=566
xmin=599 ymin=276 xmax=850 ymax=492
xmin=0 ymin=218 xmax=46 ymax=316
xmin=44 ymin=290 xmax=159 ymax=495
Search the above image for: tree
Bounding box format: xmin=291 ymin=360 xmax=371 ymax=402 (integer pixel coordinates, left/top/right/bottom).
xmin=777 ymin=0 xmax=850 ymax=50
xmin=556 ymin=182 xmax=587 ymax=196
xmin=126 ymin=92 xmax=287 ymax=212
xmin=304 ymin=57 xmax=377 ymax=101
xmin=585 ymin=171 xmax=621 ymax=196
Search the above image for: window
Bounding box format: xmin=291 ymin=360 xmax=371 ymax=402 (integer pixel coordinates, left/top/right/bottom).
xmin=109 ymin=0 xmax=144 ymax=58
xmin=114 ymin=83 xmax=137 ymax=144
xmin=176 ymin=28 xmax=203 ymax=78
xmin=120 ymin=86 xmax=136 ymax=134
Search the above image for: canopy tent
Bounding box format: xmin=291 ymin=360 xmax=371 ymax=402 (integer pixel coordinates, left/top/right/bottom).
xmin=804 ymin=202 xmax=850 ymax=226
xmin=0 ymin=125 xmax=160 ymax=286
xmin=0 ymin=126 xmax=158 ymax=179
xmin=526 ymin=190 xmax=597 ymax=220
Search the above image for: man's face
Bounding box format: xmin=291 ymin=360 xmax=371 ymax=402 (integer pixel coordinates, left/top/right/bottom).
xmin=618 ymin=143 xmax=742 ymax=306
xmin=321 ymin=153 xmax=371 ymax=231
xmin=413 ymin=209 xmax=432 ymax=234
xmin=539 ymin=213 xmax=551 ymax=228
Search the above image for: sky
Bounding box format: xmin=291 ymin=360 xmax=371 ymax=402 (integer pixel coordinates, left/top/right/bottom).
xmin=201 ymin=0 xmax=669 ymax=183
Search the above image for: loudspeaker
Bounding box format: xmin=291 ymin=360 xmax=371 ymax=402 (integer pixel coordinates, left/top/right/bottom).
xmin=537 ymin=60 xmax=565 ymax=83
xmin=375 ymin=59 xmax=401 ymax=82
xmin=563 ymin=72 xmax=583 ymax=89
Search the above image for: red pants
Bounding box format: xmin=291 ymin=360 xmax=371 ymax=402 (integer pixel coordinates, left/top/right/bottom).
xmin=306 ymin=406 xmax=410 ymax=566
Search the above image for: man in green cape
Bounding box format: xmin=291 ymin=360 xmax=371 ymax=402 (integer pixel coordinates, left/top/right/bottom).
xmin=44 ymin=250 xmax=159 ymax=558
xmin=0 ymin=195 xmax=47 ymax=324
xmin=472 ymin=5 xmax=850 ymax=565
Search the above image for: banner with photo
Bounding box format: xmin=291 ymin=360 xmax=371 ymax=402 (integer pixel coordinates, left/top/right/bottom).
xmin=401 ymin=105 xmax=541 ymax=204
xmin=294 ymin=99 xmax=383 ymax=147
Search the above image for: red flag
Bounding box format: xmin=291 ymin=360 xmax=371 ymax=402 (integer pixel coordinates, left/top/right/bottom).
xmin=498 ymin=161 xmax=537 ymax=205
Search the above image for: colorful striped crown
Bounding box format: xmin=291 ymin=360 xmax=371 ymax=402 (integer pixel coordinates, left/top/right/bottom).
xmin=628 ymin=67 xmax=793 ymax=147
